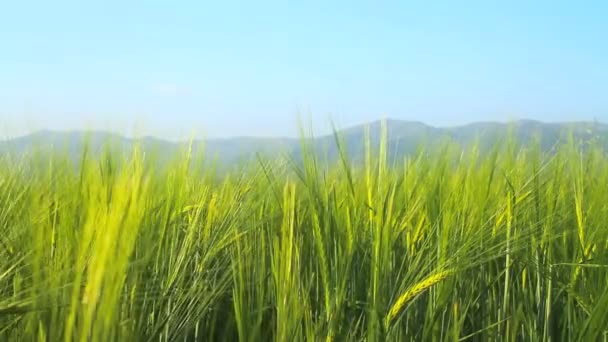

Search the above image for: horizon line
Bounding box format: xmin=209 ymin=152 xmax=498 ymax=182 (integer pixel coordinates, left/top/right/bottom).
xmin=2 ymin=118 xmax=606 ymax=142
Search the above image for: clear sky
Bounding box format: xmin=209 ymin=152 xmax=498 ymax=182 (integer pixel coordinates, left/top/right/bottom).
xmin=1 ymin=1 xmax=607 ymax=139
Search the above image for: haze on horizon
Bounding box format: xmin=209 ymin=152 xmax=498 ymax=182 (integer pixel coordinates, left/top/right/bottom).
xmin=1 ymin=1 xmax=607 ymax=140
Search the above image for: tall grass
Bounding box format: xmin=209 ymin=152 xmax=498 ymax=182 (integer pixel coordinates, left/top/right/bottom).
xmin=1 ymin=125 xmax=607 ymax=341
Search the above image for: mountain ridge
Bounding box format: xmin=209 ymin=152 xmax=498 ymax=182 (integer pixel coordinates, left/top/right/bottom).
xmin=3 ymin=119 xmax=605 ymax=142
xmin=1 ymin=119 xmax=607 ymax=164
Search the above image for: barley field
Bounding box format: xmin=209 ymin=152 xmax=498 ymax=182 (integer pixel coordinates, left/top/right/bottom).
xmin=1 ymin=125 xmax=607 ymax=341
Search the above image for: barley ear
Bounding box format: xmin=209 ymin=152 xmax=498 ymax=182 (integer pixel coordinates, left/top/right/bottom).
xmin=385 ymin=269 xmax=454 ymax=328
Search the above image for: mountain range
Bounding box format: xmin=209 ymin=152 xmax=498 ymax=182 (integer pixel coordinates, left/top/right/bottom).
xmin=1 ymin=119 xmax=606 ymax=164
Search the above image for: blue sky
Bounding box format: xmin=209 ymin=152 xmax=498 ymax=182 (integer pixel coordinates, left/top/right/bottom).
xmin=1 ymin=1 xmax=607 ymax=139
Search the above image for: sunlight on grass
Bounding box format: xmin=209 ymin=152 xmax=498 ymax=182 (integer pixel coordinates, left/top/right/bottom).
xmin=0 ymin=126 xmax=607 ymax=341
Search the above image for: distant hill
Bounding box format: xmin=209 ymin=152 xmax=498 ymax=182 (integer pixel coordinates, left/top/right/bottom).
xmin=1 ymin=120 xmax=606 ymax=165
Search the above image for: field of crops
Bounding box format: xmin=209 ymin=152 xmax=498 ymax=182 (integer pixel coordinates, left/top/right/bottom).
xmin=1 ymin=126 xmax=607 ymax=341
